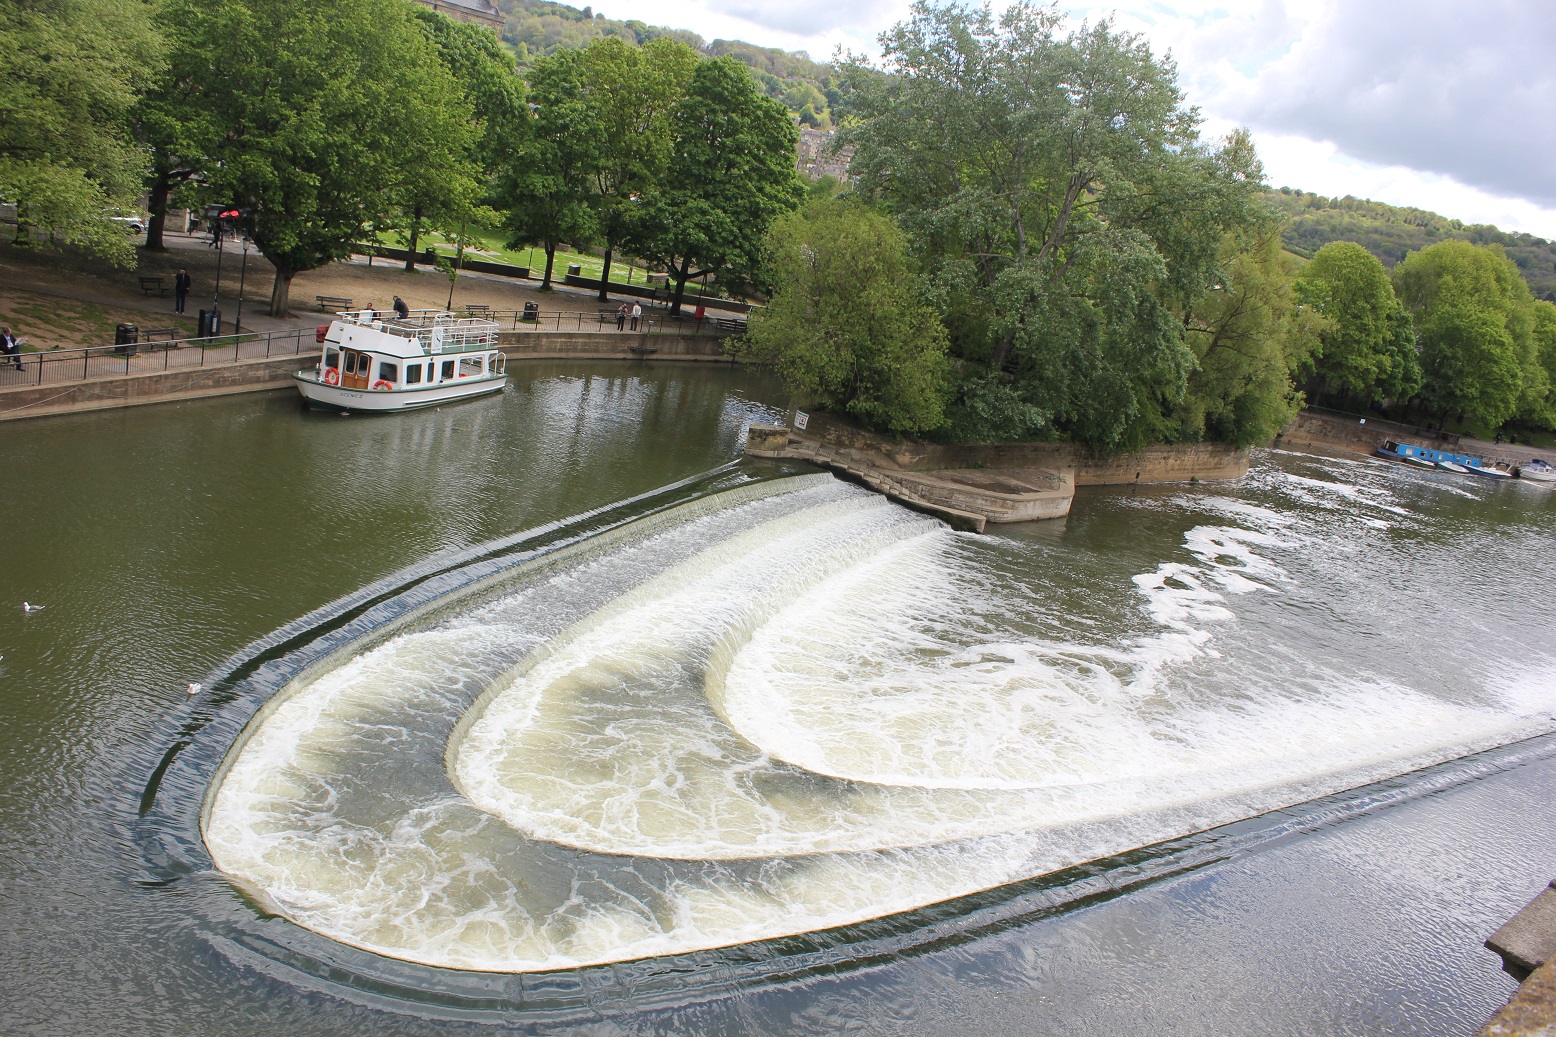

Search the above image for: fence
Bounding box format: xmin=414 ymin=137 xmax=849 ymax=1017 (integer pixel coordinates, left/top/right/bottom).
xmin=0 ymin=309 xmax=745 ymax=391
xmin=0 ymin=326 xmax=318 ymax=390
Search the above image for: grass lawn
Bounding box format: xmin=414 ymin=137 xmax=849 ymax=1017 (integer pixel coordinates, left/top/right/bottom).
xmin=389 ymin=226 xmax=658 ymax=287
xmin=0 ymin=290 xmax=199 ymax=350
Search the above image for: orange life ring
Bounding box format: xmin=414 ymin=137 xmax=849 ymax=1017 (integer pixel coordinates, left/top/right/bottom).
xmin=372 ymin=379 xmax=393 ymax=391
xmin=323 ymin=367 xmax=340 ymax=386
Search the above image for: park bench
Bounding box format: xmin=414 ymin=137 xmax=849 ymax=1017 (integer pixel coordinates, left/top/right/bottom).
xmin=599 ymin=309 xmax=624 ymax=325
xmin=139 ymin=276 xmax=168 ymax=297
xmin=462 ymin=303 xmax=491 ymax=315
xmin=141 ymin=326 xmax=181 ymax=346
xmin=715 ymin=317 xmax=748 ymax=333
xmin=316 ymin=295 xmax=352 ymax=312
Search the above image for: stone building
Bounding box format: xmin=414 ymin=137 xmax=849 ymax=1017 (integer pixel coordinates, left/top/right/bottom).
xmin=796 ymin=127 xmax=854 ymax=182
xmin=413 ymin=0 xmax=502 ymax=30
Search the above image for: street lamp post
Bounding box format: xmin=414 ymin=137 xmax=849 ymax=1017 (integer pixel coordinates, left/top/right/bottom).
xmin=234 ymin=233 xmax=251 ymax=334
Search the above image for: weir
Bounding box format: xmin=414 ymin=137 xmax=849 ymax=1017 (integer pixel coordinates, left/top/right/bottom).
xmin=188 ymin=462 xmax=1556 ymax=977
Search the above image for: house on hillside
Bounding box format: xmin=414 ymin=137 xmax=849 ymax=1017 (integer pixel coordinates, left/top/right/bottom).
xmin=413 ymin=0 xmax=502 ymax=30
xmin=796 ymin=127 xmax=854 ymax=182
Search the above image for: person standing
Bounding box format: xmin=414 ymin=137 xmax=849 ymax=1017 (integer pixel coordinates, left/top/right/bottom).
xmin=629 ymin=302 xmax=642 ymax=331
xmin=1 ymin=326 xmax=22 ymax=370
xmin=616 ymin=303 xmax=628 ymax=331
xmin=174 ymin=269 xmax=192 ymax=314
xmin=392 ymin=295 xmax=410 ymax=319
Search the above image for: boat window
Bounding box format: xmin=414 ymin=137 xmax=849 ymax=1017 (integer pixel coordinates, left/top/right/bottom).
xmin=459 ymin=356 xmax=483 ymax=377
xmin=325 ymin=349 xmax=340 ymax=368
xmin=378 ymin=361 xmax=399 ymax=382
xmin=342 ymin=352 xmax=355 ymax=375
xmin=406 ymin=363 xmax=423 ymax=385
xmin=441 ymin=360 xmax=455 ymax=380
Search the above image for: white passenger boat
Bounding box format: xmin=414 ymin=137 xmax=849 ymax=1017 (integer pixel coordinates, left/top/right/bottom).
xmin=294 ymin=308 xmax=506 ymax=412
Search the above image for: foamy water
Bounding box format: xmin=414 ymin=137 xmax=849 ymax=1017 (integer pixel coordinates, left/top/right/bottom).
xmin=203 ymin=465 xmax=1556 ymax=972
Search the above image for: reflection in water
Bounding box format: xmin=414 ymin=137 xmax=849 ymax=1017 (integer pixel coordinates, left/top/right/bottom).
xmin=203 ymin=461 xmax=1556 ymax=973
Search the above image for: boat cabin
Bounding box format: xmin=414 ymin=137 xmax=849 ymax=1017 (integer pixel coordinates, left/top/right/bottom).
xmin=318 ymin=309 xmax=505 ymax=390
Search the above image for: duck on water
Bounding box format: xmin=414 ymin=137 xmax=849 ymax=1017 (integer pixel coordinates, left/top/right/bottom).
xmin=294 ymin=308 xmax=507 ymax=413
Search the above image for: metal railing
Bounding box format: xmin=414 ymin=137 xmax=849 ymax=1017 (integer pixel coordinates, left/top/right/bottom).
xmin=0 ymin=309 xmax=746 ymax=392
xmin=0 ymin=326 xmax=318 ymax=390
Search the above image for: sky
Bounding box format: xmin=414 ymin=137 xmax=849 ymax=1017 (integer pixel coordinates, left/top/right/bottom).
xmin=579 ymin=0 xmax=1556 ymax=240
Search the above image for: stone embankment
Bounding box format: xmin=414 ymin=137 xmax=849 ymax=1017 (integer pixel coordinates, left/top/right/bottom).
xmin=1276 ymin=409 xmax=1547 ymax=468
xmin=1479 ymin=880 xmax=1556 ymax=1036
xmin=745 ymin=412 xmax=1249 ymax=532
xmin=0 ymin=331 xmax=734 ymax=421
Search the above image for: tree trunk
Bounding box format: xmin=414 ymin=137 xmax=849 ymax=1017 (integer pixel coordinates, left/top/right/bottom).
xmin=540 ymin=243 xmax=557 ymax=289
xmin=669 ymin=258 xmax=690 ymax=316
xmin=145 ymin=172 xmax=174 ymax=252
xmin=268 ymin=265 xmax=296 ymax=317
xmin=404 ymin=206 xmax=423 ymax=271
xmin=598 ymin=247 xmax=613 ymax=301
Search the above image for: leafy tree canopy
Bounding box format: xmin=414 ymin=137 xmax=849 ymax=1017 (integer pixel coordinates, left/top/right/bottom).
xmin=740 ymin=198 xmax=951 ymax=435
xmin=1393 ymin=240 xmax=1536 ymax=427
xmin=627 ymin=56 xmax=804 ymax=313
xmin=0 ymin=0 xmax=164 ymax=265
xmin=155 ymin=0 xmax=479 ymax=314
xmin=1294 ymin=241 xmax=1421 ymax=403
xmin=841 ymin=1 xmax=1269 ymax=450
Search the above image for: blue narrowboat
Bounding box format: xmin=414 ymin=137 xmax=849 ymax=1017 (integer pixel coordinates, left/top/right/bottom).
xmin=1373 ymin=441 xmax=1512 ymax=478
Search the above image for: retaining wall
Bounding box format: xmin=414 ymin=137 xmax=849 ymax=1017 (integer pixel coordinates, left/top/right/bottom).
xmin=0 ymin=355 xmax=304 ymax=421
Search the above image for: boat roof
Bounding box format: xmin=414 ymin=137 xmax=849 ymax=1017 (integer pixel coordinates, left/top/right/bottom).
xmin=328 ymin=309 xmax=499 ymax=359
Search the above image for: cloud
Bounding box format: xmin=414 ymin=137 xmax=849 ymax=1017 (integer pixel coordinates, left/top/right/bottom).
xmin=713 ymin=0 xmax=905 ymax=37
xmin=1210 ymin=0 xmax=1556 ymax=209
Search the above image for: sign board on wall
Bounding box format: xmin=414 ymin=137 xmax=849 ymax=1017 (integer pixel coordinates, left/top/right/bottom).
xmin=794 ymin=411 xmax=809 ymax=430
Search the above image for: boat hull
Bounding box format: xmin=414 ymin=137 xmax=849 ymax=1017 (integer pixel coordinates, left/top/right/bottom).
xmin=294 ymin=372 xmax=505 ymax=412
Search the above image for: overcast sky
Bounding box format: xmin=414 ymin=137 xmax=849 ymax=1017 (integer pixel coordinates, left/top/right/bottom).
xmin=581 ymin=0 xmax=1556 ymax=239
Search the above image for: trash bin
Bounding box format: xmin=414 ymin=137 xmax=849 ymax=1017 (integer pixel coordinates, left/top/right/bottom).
xmin=566 ymin=264 xmax=582 ymax=278
xmin=197 ymin=309 xmax=210 ymax=337
xmin=522 ymin=301 xmax=539 ymax=323
xmin=114 ymin=323 xmax=138 ymax=355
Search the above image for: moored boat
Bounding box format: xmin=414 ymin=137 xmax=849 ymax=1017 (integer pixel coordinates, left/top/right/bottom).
xmin=1519 ymin=458 xmax=1556 ymax=483
xmin=1373 ymin=440 xmax=1509 ymax=478
xmin=294 ymin=308 xmax=506 ymax=413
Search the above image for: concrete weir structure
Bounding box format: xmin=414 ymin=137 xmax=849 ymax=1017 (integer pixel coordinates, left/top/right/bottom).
xmin=744 ymin=413 xmax=1250 ymax=531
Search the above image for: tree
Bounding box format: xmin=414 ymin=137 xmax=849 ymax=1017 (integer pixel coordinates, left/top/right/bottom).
xmin=153 ymin=0 xmax=477 ymax=314
xmin=0 ymin=0 xmax=163 ymax=265
xmin=577 ymin=37 xmax=700 ymax=300
xmin=840 ymin=2 xmax=1268 ymax=450
xmin=1294 ymin=241 xmax=1420 ymax=404
xmin=1159 ymin=228 xmax=1330 ymax=446
xmin=400 ymin=9 xmax=528 ymax=271
xmin=1526 ymin=300 xmax=1556 ymax=429
xmin=739 ymin=199 xmax=951 ymax=434
xmin=1394 ymin=240 xmax=1536 ymax=427
xmin=627 ymin=57 xmax=805 ymax=314
xmin=495 ymin=47 xmax=601 ymax=289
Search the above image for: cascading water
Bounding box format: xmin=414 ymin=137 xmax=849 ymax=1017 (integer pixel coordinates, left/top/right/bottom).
xmin=201 ymin=462 xmax=1556 ymax=975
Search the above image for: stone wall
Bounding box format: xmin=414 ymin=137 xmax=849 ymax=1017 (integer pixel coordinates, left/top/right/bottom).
xmin=787 ymin=410 xmax=1248 ymax=484
xmin=0 ymin=355 xmax=304 ymax=421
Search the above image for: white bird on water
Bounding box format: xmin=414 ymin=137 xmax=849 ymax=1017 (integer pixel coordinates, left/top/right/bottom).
xmin=187 ymin=683 xmax=201 ymax=696
xmin=22 ymin=602 xmax=44 ymax=612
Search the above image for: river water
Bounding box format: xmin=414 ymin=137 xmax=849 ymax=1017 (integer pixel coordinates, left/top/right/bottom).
xmin=2 ymin=362 xmax=1555 ymax=1035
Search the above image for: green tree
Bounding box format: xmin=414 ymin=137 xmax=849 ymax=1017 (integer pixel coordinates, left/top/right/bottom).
xmin=627 ymin=57 xmax=805 ymax=314
xmin=1394 ymin=240 xmax=1536 ymax=427
xmin=495 ymin=47 xmax=601 ymax=289
xmin=578 ymin=36 xmax=700 ymax=299
xmin=152 ymin=0 xmax=478 ymax=314
xmin=1170 ymin=228 xmax=1329 ymax=445
xmin=1527 ymin=300 xmax=1556 ymax=428
xmin=0 ymin=0 xmax=164 ymax=265
xmin=401 ymin=8 xmax=528 ymax=271
xmin=1294 ymin=241 xmax=1421 ymax=403
xmin=840 ymin=2 xmax=1267 ymax=450
xmin=739 ymin=199 xmax=951 ymax=434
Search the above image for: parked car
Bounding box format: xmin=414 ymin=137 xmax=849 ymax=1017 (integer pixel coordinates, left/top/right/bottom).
xmin=109 ymin=215 xmax=146 ymax=234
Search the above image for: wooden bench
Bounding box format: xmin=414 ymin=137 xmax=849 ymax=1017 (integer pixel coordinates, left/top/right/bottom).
xmin=141 ymin=326 xmax=181 ymax=345
xmin=316 ymin=295 xmax=352 ymax=312
xmin=462 ymin=303 xmax=491 ymax=315
xmin=139 ymin=276 xmax=168 ymax=297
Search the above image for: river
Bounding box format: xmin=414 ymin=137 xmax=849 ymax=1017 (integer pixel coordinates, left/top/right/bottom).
xmin=2 ymin=361 xmax=1554 ymax=1036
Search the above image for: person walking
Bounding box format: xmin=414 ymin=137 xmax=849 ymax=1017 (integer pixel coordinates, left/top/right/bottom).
xmin=1 ymin=326 xmax=22 ymax=370
xmin=174 ymin=269 xmax=192 ymax=314
xmin=616 ymin=303 xmax=628 ymax=331
xmin=629 ymin=302 xmax=642 ymax=331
